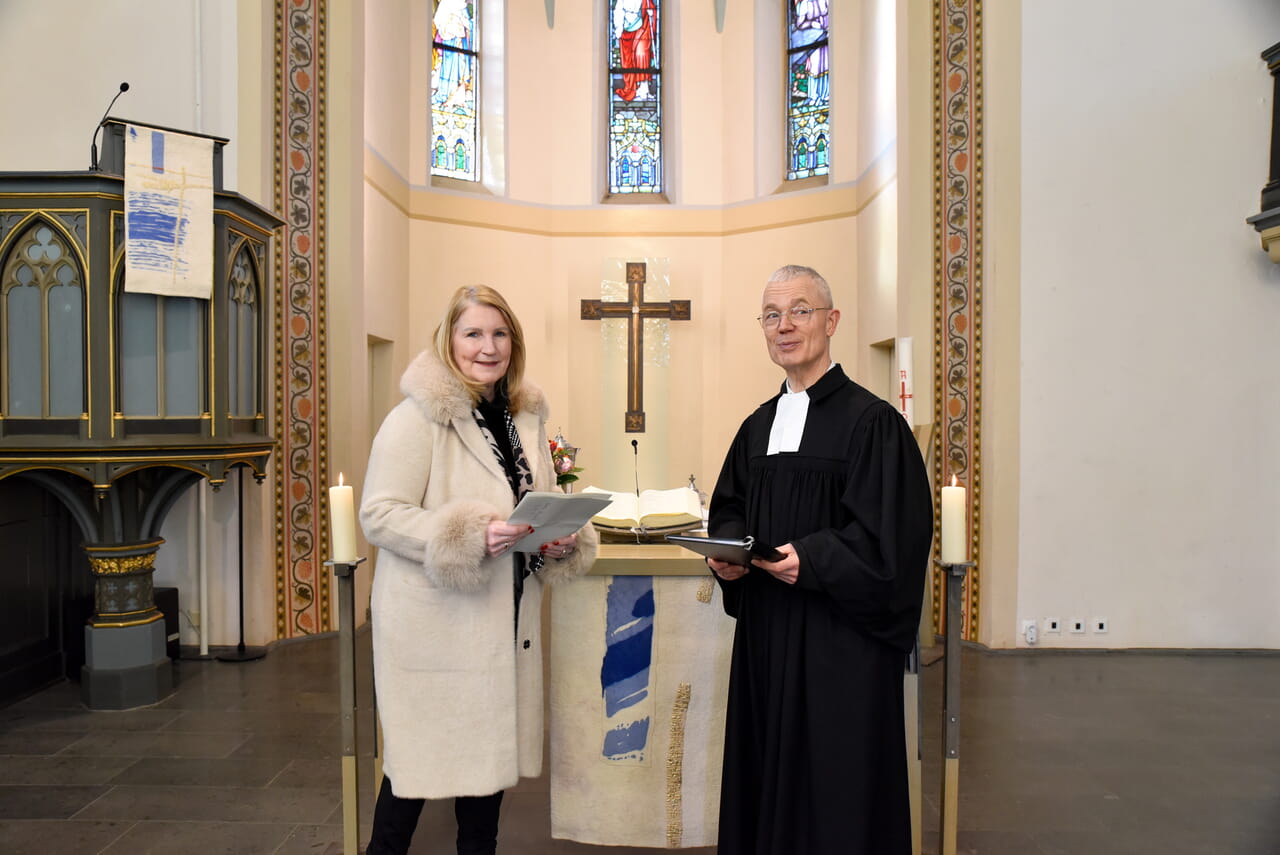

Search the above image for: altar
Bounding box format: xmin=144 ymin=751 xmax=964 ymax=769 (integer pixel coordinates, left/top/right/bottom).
xmin=549 ymin=542 xmax=735 ymax=848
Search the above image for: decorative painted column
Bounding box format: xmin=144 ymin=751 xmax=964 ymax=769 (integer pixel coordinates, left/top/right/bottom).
xmin=932 ymin=0 xmax=984 ymax=641
xmin=81 ymin=539 xmax=172 ymax=709
xmin=273 ymin=0 xmax=331 ymax=638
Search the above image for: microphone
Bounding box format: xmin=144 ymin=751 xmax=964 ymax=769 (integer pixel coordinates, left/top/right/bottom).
xmin=90 ymin=82 xmax=130 ymax=172
xmin=632 ymin=440 xmax=641 ymax=498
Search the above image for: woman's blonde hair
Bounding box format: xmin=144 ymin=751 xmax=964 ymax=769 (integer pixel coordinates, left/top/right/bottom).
xmin=432 ymin=285 xmax=527 ymax=409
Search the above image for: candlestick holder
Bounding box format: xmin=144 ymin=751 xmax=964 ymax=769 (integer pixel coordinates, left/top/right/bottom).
xmin=325 ymin=556 xmax=368 ymax=855
xmin=934 ymin=558 xmax=975 ymax=855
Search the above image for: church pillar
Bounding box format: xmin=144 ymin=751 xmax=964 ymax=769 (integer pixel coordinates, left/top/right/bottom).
xmin=271 ymin=0 xmax=331 ymax=638
xmin=80 ymin=540 xmax=173 ymax=710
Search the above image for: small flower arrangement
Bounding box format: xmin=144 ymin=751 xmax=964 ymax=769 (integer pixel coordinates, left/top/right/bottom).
xmin=550 ymin=430 xmax=583 ymax=490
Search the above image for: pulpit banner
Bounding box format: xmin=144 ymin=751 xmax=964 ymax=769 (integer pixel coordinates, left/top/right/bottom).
xmin=551 ymin=575 xmax=735 ymax=848
xmin=124 ymin=124 xmax=214 ymax=299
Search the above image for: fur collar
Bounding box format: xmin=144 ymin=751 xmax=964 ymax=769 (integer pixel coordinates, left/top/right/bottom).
xmin=400 ymin=348 xmax=548 ymax=426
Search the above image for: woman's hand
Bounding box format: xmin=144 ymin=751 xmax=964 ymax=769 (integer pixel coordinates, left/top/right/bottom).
xmin=706 ymin=556 xmax=749 ymax=581
xmin=486 ymin=520 xmax=534 ymax=557
xmin=539 ymin=533 xmax=578 ymax=560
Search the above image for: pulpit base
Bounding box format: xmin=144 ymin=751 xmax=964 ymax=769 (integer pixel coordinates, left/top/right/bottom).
xmin=81 ymin=621 xmax=174 ymax=709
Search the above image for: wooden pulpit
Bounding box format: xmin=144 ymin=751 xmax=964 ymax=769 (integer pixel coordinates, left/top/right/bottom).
xmin=0 ymin=118 xmax=283 ymax=709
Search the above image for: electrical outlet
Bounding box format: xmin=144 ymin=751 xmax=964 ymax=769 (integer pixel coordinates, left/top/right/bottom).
xmin=1069 ymin=618 xmax=1086 ymax=634
xmin=1044 ymin=617 xmax=1061 ymax=634
xmin=1021 ymin=620 xmax=1038 ymax=645
xmin=1092 ymin=617 xmax=1108 ymax=634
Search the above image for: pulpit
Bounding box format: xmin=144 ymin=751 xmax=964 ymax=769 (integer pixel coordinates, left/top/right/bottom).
xmin=0 ymin=119 xmax=283 ymax=709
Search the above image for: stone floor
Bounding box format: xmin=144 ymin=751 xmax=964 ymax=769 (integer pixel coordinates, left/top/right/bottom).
xmin=0 ymin=633 xmax=1276 ymax=854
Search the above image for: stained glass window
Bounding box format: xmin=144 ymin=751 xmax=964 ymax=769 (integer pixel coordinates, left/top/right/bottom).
xmin=431 ymin=0 xmax=478 ymax=182
xmin=607 ymin=0 xmax=662 ymax=195
xmin=786 ymin=0 xmax=830 ymax=181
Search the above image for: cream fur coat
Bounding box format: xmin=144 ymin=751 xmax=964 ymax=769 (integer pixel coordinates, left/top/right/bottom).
xmin=360 ymin=348 xmax=598 ymax=799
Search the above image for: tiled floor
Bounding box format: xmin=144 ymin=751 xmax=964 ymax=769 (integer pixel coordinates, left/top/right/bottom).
xmin=1 ymin=633 xmax=1277 ymax=854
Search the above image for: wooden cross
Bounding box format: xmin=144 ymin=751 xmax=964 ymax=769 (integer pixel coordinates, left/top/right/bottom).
xmin=581 ymin=261 xmax=691 ymax=432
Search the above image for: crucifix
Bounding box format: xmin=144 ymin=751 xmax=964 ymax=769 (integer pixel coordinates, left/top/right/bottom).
xmin=581 ymin=261 xmax=691 ymax=432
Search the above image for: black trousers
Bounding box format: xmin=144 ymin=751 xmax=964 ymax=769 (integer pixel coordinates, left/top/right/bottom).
xmin=366 ymin=775 xmax=504 ymax=855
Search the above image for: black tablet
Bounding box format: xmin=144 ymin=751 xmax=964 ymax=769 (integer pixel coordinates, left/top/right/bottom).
xmin=665 ymin=534 xmax=784 ymax=564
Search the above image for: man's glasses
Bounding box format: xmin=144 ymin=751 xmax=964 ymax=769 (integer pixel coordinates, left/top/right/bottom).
xmin=757 ymin=306 xmax=832 ymax=329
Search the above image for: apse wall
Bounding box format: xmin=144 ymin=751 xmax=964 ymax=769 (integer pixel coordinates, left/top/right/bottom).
xmin=367 ymin=0 xmax=914 ymax=500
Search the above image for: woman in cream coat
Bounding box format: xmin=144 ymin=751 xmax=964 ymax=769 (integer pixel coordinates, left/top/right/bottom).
xmin=360 ymin=285 xmax=598 ymax=855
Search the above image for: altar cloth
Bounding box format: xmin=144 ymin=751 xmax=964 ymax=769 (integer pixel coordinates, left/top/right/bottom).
xmin=550 ymin=545 xmax=735 ymax=848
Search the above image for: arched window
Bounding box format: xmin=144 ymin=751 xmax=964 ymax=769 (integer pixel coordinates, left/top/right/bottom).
xmin=118 ymin=281 xmax=206 ymax=420
xmin=431 ymin=0 xmax=479 ymax=181
xmin=0 ymin=221 xmax=85 ymax=425
xmin=607 ymin=0 xmax=663 ymax=195
xmin=786 ymin=1 xmax=830 ymax=181
xmin=226 ymin=243 xmax=260 ymax=420
xmin=793 ymin=137 xmax=810 ymax=174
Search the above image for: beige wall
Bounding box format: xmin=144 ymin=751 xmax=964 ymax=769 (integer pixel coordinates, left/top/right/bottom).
xmin=1014 ymin=0 xmax=1280 ymax=648
xmin=976 ymin=0 xmax=1022 ymax=649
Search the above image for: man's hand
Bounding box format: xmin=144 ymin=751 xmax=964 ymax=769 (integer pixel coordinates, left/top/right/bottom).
xmin=706 ymin=556 xmax=749 ymax=581
xmin=755 ymin=543 xmax=799 ymax=585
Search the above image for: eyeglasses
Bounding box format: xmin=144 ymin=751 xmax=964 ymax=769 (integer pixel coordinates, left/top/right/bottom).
xmin=757 ymin=306 xmax=832 ymax=329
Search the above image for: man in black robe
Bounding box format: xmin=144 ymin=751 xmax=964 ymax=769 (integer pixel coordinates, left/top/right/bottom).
xmin=706 ymin=264 xmax=933 ymax=855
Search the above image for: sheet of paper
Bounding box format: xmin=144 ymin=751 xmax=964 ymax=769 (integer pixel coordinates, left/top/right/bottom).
xmin=508 ymin=492 xmax=613 ymax=552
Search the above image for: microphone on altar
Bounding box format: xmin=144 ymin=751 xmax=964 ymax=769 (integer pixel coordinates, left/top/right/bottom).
xmin=89 ymin=82 xmax=130 ymax=172
xmin=632 ymin=439 xmax=640 ymax=498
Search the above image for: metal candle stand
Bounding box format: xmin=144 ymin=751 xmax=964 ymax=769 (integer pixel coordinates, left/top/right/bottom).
xmin=325 ymin=556 xmax=367 ymax=855
xmin=937 ymin=558 xmax=975 ymax=855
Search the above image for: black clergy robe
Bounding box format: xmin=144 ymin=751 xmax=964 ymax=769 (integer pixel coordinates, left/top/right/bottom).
xmin=709 ymin=365 xmax=932 ymax=855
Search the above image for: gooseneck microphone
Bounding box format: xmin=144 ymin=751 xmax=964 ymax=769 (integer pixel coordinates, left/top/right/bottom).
xmin=90 ymin=82 xmax=130 ymax=172
xmin=632 ymin=439 xmax=641 ymax=498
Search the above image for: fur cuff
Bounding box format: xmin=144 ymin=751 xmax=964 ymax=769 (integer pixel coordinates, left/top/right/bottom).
xmin=537 ymin=522 xmax=600 ymax=586
xmin=421 ymin=500 xmax=502 ymax=592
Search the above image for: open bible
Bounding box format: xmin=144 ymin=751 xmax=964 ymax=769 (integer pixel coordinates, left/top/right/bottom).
xmin=580 ymin=485 xmax=704 ymax=532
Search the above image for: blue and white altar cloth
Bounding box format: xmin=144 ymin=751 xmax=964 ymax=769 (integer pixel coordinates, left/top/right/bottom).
xmin=550 ymin=572 xmax=735 ymax=848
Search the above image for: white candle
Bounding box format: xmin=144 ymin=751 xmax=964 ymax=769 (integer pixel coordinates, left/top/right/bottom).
xmin=329 ymin=473 xmax=357 ymax=563
xmin=940 ymin=474 xmax=967 ymax=564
